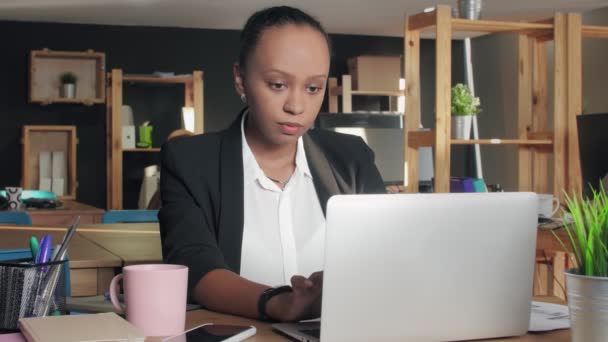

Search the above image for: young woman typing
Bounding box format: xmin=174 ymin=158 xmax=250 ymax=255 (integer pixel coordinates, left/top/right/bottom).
xmin=159 ymin=6 xmax=385 ymax=323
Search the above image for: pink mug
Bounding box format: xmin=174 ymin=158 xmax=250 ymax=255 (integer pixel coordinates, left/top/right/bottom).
xmin=109 ymin=264 xmax=188 ymax=337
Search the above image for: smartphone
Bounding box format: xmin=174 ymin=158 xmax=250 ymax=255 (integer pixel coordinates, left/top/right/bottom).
xmin=162 ymin=323 xmax=256 ymax=342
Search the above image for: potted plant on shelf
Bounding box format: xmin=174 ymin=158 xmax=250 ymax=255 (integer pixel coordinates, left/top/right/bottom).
xmin=451 ymin=83 xmax=480 ymax=140
xmin=59 ymin=72 xmax=77 ymax=99
xmin=554 ymin=184 xmax=608 ymax=342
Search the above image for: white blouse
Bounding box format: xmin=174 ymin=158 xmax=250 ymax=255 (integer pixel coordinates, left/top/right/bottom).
xmin=239 ymin=114 xmax=326 ymax=286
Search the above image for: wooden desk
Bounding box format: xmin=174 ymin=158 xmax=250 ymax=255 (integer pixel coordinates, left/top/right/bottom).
xmin=178 ymin=299 xmax=570 ymax=342
xmin=27 ymin=200 xmax=104 ymax=226
xmin=79 ymin=230 xmax=162 ymax=266
xmin=77 ymin=222 xmax=159 ymax=233
xmin=0 ymin=227 xmax=121 ymax=296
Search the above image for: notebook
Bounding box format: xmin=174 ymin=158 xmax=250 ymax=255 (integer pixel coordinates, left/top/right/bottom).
xmin=18 ymin=312 xmax=145 ymax=342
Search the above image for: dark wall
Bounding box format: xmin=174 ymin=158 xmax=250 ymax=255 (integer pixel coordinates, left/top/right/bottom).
xmin=0 ymin=20 xmax=464 ymax=209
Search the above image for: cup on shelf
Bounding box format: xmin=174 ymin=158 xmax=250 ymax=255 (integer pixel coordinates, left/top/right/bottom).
xmin=537 ymin=193 xmax=560 ymax=218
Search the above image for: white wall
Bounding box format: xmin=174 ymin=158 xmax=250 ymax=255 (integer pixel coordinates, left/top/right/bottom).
xmin=582 ymin=6 xmax=608 ymax=114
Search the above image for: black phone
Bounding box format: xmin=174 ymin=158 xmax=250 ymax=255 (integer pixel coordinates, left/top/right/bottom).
xmin=162 ymin=323 xmax=256 ymax=342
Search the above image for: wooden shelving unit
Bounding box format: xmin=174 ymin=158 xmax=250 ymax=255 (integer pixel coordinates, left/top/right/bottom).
xmin=106 ymin=69 xmax=204 ymax=209
xmin=402 ymin=5 xmax=606 ymax=200
xmin=21 ymin=125 xmax=78 ymax=200
xmin=328 ymin=75 xmax=404 ymax=113
xmin=29 ymin=49 xmax=105 ymax=105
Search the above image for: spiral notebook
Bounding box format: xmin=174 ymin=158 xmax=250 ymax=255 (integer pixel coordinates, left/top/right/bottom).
xmin=18 ymin=312 xmax=145 ymax=342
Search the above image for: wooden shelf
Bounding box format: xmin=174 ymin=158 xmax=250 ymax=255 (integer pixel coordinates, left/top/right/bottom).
xmin=407 ymin=11 xmax=553 ymax=34
xmin=330 ymin=86 xmax=403 ymax=97
xmin=582 ymin=25 xmax=608 ymax=38
xmin=36 ymin=98 xmax=101 ymax=105
xmin=407 ymin=130 xmax=553 ymax=148
xmin=107 ymin=69 xmax=204 ymax=209
xmin=404 ymin=5 xmax=590 ymax=197
xmin=29 ymin=49 xmax=105 ymax=104
xmin=451 ymin=18 xmax=553 ymax=33
xmin=21 ymin=125 xmax=78 ymax=200
xmin=451 ymin=139 xmax=552 ymax=145
xmin=122 ymin=75 xmax=193 ymax=84
xmin=123 ymin=148 xmax=161 ymax=152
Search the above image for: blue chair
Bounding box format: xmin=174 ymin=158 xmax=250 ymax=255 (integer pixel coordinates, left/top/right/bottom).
xmin=102 ymin=210 xmax=159 ymax=224
xmin=0 ymin=211 xmax=32 ymax=225
xmin=0 ymin=248 xmax=71 ymax=296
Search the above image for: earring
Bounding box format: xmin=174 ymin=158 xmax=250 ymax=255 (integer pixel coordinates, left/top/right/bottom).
xmin=240 ymin=93 xmax=247 ymax=103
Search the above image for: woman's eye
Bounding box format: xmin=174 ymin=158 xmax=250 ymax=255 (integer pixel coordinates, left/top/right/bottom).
xmin=307 ymin=86 xmax=323 ymax=94
xmin=269 ymin=82 xmax=286 ymax=90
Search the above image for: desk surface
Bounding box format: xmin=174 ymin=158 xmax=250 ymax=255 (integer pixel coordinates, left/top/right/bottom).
xmin=79 ymin=231 xmax=162 ymax=266
xmin=0 ymin=228 xmax=121 ymax=269
xmin=180 ymin=302 xmax=570 ymax=342
xmin=77 ymin=222 xmax=159 ymax=233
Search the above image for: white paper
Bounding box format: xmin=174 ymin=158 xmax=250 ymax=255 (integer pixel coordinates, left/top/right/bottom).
xmin=39 ymin=178 xmax=52 ymax=192
xmin=52 ymin=178 xmax=65 ymax=196
xmin=122 ymin=105 xmax=134 ymax=126
xmin=529 ymin=301 xmax=570 ymax=332
xmin=122 ymin=125 xmax=136 ymax=149
xmin=51 ymin=151 xmax=66 ymax=179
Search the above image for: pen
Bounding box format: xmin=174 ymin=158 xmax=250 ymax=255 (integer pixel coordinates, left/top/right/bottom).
xmin=29 ymin=236 xmax=39 ymax=260
xmin=38 ymin=216 xmax=80 ymax=317
xmin=53 ymin=216 xmax=80 ymax=262
xmin=36 ymin=235 xmax=52 ymax=265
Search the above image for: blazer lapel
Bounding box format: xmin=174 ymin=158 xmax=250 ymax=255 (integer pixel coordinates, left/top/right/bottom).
xmin=218 ymin=110 xmax=245 ymax=273
xmin=303 ymin=133 xmax=341 ymax=216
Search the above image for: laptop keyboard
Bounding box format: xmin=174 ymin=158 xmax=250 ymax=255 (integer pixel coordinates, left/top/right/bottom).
xmin=299 ymin=328 xmax=321 ymax=339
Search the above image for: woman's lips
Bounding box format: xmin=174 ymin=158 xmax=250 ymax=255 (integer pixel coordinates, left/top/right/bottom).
xmin=278 ymin=122 xmax=302 ymax=135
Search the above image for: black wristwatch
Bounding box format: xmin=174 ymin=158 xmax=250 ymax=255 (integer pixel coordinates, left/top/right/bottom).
xmin=257 ymin=285 xmax=293 ymax=321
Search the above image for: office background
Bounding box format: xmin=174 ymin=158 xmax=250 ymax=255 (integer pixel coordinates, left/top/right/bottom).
xmin=0 ymin=5 xmax=607 ymax=209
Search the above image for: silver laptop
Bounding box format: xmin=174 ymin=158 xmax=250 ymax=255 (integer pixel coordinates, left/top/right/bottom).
xmin=273 ymin=192 xmax=537 ymax=342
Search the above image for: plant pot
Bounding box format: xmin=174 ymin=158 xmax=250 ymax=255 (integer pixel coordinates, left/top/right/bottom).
xmin=60 ymin=83 xmax=76 ymax=99
xmin=565 ymin=270 xmax=608 ymax=342
xmin=451 ymin=115 xmax=473 ymax=140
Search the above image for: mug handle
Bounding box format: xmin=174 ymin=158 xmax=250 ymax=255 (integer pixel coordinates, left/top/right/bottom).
xmin=551 ymin=197 xmax=561 ymax=216
xmin=109 ymin=273 xmax=126 ymax=313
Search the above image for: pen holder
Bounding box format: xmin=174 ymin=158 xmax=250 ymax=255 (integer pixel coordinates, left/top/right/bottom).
xmin=0 ymin=258 xmax=68 ymax=332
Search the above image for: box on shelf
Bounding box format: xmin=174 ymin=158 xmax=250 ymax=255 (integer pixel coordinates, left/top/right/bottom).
xmin=29 ymin=49 xmax=106 ymax=105
xmin=347 ymin=55 xmax=401 ymax=92
xmin=21 ymin=126 xmax=78 ymax=200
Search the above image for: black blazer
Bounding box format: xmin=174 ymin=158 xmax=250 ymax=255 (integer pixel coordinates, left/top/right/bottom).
xmin=159 ymin=111 xmax=385 ymax=295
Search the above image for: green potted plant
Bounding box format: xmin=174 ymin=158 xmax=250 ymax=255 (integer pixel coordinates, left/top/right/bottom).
xmin=451 ymin=83 xmax=480 ymax=140
xmin=554 ymin=184 xmax=608 ymax=341
xmin=59 ymin=72 xmax=77 ymax=99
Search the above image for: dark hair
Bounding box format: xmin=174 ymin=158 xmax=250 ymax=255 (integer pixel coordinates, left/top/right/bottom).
xmin=238 ymin=6 xmax=332 ymax=71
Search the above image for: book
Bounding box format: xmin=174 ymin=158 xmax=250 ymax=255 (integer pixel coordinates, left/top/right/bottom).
xmin=18 ymin=312 xmax=145 ymax=342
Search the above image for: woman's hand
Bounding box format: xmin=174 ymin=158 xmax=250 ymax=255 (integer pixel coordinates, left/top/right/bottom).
xmin=266 ymin=271 xmax=323 ymax=322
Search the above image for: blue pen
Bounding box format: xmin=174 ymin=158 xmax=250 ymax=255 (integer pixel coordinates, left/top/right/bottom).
xmin=37 ymin=235 xmax=52 ymax=267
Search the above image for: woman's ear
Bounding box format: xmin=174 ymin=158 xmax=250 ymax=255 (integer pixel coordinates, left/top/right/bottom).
xmin=233 ymin=63 xmax=245 ymax=96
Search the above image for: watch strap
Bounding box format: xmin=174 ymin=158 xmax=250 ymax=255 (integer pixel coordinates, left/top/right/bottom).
xmin=257 ymin=285 xmax=293 ymax=321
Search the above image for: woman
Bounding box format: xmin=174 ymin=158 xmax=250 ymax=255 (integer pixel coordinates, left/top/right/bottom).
xmin=159 ymin=6 xmax=385 ymax=322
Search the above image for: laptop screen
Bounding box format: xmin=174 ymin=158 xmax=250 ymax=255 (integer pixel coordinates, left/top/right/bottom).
xmin=577 ymin=113 xmax=608 ymax=198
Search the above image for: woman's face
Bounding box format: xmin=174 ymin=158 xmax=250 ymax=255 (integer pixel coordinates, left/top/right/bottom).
xmin=235 ymin=24 xmax=330 ymax=146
